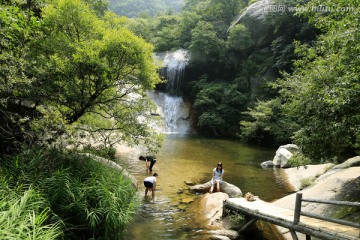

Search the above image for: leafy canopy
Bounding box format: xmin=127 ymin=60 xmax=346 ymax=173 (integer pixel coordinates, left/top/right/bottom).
xmin=0 ymin=0 xmax=164 ymax=153
xmin=277 ymin=0 xmax=360 ymax=161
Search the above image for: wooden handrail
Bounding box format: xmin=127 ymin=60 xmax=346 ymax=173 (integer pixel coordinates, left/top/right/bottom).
xmin=293 ymin=193 xmax=360 ymax=228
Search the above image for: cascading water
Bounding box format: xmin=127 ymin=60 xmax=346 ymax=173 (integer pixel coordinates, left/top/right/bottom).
xmin=162 ymin=49 xmax=189 ymax=93
xmin=149 ymin=49 xmax=193 ymax=134
xmin=147 ymin=91 xmax=193 ymax=134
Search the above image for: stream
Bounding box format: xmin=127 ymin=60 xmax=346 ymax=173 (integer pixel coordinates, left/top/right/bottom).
xmin=116 ymin=135 xmax=293 ymax=240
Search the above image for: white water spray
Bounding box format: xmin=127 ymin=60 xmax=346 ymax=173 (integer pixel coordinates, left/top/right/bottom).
xmin=147 ymin=91 xmax=192 ymax=134
xmin=162 ymin=49 xmax=189 ymax=93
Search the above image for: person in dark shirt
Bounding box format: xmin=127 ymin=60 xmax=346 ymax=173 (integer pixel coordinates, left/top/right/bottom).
xmin=139 ymin=155 xmax=157 ymax=171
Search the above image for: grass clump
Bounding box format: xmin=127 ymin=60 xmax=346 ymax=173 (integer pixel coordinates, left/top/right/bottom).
xmin=300 ymin=177 xmax=316 ymax=190
xmin=0 ymin=183 xmax=62 ymax=239
xmin=0 ymin=147 xmax=139 ymax=240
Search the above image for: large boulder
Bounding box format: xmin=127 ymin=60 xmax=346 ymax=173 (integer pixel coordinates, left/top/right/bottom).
xmin=273 ymin=163 xmax=360 ymax=240
xmin=190 ymin=181 xmax=242 ymax=198
xmin=272 ymin=148 xmax=293 ymax=167
xmin=282 ymin=163 xmax=334 ymax=191
xmin=272 ymin=144 xmax=300 ymax=168
xmin=231 ymin=0 xmax=275 ymax=47
xmin=187 ymin=192 xmax=229 ymax=230
xmin=332 ymin=156 xmax=360 ymax=170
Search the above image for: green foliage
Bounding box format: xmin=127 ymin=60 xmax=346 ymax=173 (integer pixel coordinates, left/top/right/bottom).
xmin=82 ymin=145 xmax=117 ymax=159
xmin=1 ymin=147 xmax=139 ymax=239
xmin=227 ymin=24 xmax=253 ymax=52
xmin=0 ymin=186 xmax=63 ymax=240
xmin=189 ymin=21 xmax=226 ymax=63
xmin=193 ymin=77 xmax=249 ymax=134
xmin=277 ymin=0 xmax=360 ymax=161
xmin=267 ymin=0 xmax=320 ymax=73
xmin=227 ymin=212 xmax=245 ymax=224
xmin=0 ymin=0 xmax=164 ymax=154
xmin=152 ymin=15 xmax=182 ymax=51
xmin=287 ymin=152 xmax=311 ymax=168
xmin=240 ymin=98 xmax=296 ymax=146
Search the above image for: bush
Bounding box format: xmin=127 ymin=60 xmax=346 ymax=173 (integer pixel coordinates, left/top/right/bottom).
xmin=287 ymin=152 xmax=311 ymax=168
xmin=82 ymin=145 xmax=117 ymax=160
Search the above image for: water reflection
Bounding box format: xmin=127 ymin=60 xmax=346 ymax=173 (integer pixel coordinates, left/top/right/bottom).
xmin=117 ymin=135 xmax=292 ymax=240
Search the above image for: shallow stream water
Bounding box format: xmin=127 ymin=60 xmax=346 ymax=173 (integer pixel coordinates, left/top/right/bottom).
xmin=116 ymin=135 xmax=293 ymax=240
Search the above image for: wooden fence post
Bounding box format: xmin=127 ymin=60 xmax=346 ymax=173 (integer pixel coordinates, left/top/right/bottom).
xmin=294 ymin=193 xmax=302 ymax=225
xmin=222 ymin=200 xmax=227 ymax=218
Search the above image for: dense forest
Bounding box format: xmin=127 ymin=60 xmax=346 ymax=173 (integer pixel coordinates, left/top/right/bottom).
xmin=0 ymin=0 xmax=359 ymax=239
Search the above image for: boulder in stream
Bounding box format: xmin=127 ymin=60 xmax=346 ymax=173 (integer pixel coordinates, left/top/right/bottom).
xmin=190 ymin=181 xmax=242 ymax=198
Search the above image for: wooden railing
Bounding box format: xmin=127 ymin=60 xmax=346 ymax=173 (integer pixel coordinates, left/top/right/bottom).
xmin=293 ymin=192 xmax=360 ymax=229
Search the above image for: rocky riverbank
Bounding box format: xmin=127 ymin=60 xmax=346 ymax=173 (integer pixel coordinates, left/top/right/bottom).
xmin=187 ymin=144 xmax=360 ymax=240
xmin=273 ymin=156 xmax=360 ymax=240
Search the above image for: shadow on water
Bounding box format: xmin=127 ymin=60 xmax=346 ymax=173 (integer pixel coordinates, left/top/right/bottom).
xmin=118 ymin=135 xmax=293 ymax=240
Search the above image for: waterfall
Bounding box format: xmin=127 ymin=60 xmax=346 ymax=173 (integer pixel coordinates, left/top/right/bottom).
xmin=162 ymin=49 xmax=189 ymax=93
xmin=147 ymin=91 xmax=193 ymax=134
xmin=149 ymin=49 xmax=192 ymax=134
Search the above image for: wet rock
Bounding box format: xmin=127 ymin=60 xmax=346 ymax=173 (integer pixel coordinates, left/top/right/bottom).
xmin=207 ymin=229 xmax=239 ymax=240
xmin=260 ymin=160 xmax=274 ymax=168
xmin=190 ymin=181 xmax=212 ymax=193
xmin=185 ymin=181 xmax=196 ymax=186
xmin=190 ymin=181 xmax=242 ymax=198
xmin=177 ymin=189 xmax=184 ymax=194
xmin=181 ymin=198 xmax=194 ymax=204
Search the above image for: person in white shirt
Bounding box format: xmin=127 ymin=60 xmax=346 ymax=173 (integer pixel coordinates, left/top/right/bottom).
xmin=209 ymin=162 xmax=224 ymax=193
xmin=143 ymin=173 xmax=158 ymax=199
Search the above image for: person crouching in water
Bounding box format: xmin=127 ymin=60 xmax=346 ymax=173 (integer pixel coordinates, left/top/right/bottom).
xmin=209 ymin=162 xmax=224 ymax=193
xmin=139 ymin=155 xmax=157 ymax=172
xmin=144 ymin=173 xmax=158 ymax=199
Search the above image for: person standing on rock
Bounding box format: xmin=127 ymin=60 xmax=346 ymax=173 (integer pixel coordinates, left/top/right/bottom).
xmin=144 ymin=173 xmax=158 ymax=199
xmin=209 ymin=162 xmax=224 ymax=193
xmin=139 ymin=155 xmax=157 ymax=171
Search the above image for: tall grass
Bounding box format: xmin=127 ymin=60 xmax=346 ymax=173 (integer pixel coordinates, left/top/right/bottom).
xmin=0 ymin=147 xmax=139 ymax=239
xmin=0 ymin=182 xmax=62 ymax=239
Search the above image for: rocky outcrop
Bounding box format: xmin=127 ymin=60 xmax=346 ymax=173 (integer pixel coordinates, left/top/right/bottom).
xmin=282 ymin=163 xmax=334 ymax=191
xmin=186 ymin=192 xmax=239 ymax=239
xmin=190 ymin=181 xmax=243 ymax=198
xmin=230 ymin=0 xmax=275 ymax=47
xmin=272 ymin=144 xmax=300 ymax=167
xmin=273 ymin=157 xmax=360 ymax=240
xmin=187 ymin=181 xmax=243 ymax=239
